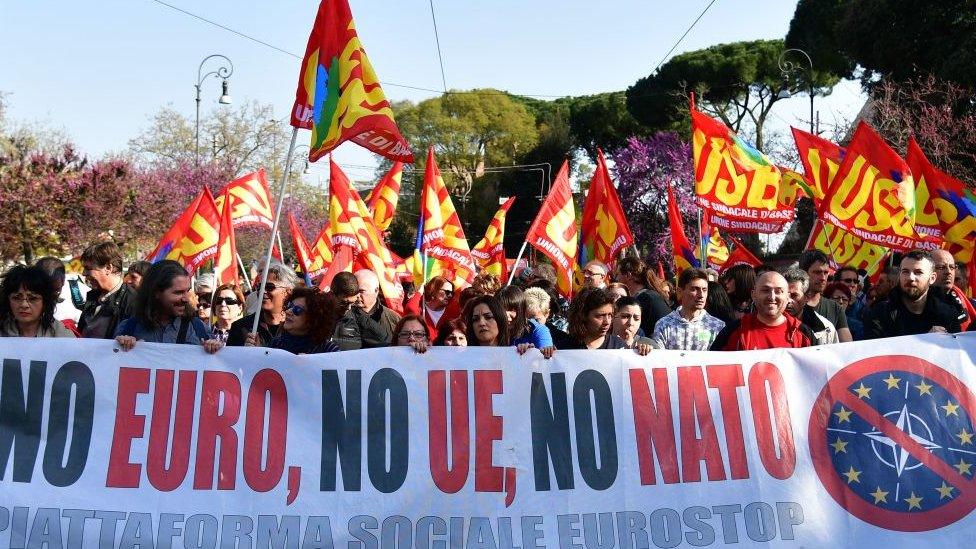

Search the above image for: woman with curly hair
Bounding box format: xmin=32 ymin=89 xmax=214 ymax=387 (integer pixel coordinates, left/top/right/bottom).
xmin=0 ymin=265 xmax=75 ymax=338
xmin=246 ymin=287 xmax=340 ymax=354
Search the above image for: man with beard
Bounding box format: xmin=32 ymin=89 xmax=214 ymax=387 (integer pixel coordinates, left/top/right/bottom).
xmin=865 ymin=249 xmax=965 ymax=338
xmin=710 ymin=271 xmax=815 ymax=351
xmin=113 ymin=260 xmax=222 ymax=353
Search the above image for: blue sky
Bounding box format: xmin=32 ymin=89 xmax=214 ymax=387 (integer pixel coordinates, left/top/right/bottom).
xmin=0 ymin=0 xmax=865 ymax=182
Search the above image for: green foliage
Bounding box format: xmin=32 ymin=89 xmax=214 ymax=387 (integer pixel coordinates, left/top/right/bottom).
xmin=787 ymin=0 xmax=976 ymax=89
xmin=567 ymin=92 xmax=648 ymax=160
xmin=626 ymin=39 xmax=840 ymax=151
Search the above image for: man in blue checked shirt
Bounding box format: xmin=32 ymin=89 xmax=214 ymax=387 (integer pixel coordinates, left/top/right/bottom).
xmin=650 ymin=268 xmax=725 ymax=351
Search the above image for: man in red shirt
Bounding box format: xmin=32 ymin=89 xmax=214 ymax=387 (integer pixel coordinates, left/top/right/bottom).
xmin=710 ymin=271 xmax=815 ymax=351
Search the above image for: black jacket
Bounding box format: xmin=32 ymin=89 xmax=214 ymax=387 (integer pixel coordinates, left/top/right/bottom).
xmin=77 ymin=284 xmax=135 ymax=339
xmin=226 ymin=313 xmax=283 ymax=347
xmin=634 ymin=288 xmax=672 ymax=336
xmin=333 ymin=306 xmax=392 ymax=351
xmin=864 ymin=287 xmax=966 ymax=339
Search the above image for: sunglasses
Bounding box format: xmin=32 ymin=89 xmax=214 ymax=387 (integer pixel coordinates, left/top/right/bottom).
xmin=397 ymin=330 xmax=427 ymax=340
xmin=263 ymin=283 xmax=279 ymax=293
xmin=285 ymin=303 xmax=306 ymax=316
xmin=213 ymin=297 xmax=240 ymax=306
xmin=196 ymin=301 xmax=211 ymax=309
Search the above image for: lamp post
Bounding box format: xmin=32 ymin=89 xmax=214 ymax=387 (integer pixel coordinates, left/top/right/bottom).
xmin=195 ymin=54 xmax=234 ymax=166
xmin=777 ymin=48 xmax=815 ymax=134
xmin=289 ymin=145 xmax=311 ymax=178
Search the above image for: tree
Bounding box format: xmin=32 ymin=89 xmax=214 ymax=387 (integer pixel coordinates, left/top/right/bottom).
xmin=870 ymin=75 xmax=976 ymax=184
xmin=787 ymin=0 xmax=976 ymax=89
xmin=626 ymin=40 xmax=840 ymax=151
xmin=567 ymin=91 xmax=648 ymax=160
xmin=128 ymin=101 xmax=291 ymax=178
xmin=611 ymin=133 xmax=696 ymax=266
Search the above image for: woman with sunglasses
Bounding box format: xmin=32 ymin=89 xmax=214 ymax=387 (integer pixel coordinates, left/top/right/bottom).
xmin=245 ymin=287 xmax=340 ymax=354
xmin=210 ymin=283 xmax=245 ymax=342
xmin=392 ymin=314 xmax=430 ymax=353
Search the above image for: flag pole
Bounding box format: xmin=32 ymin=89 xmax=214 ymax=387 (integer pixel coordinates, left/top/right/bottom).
xmin=697 ymin=208 xmax=705 ymax=268
xmin=251 ymin=127 xmax=300 ymax=335
xmin=506 ymin=241 xmax=529 ymax=286
xmin=236 ymin=253 xmax=252 ymax=290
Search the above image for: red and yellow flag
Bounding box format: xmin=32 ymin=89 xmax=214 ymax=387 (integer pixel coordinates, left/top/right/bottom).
xmin=291 ymin=0 xmax=413 ymax=162
xmin=287 ymin=212 xmax=316 ymax=278
xmin=667 ymin=184 xmax=700 ymax=275
xmin=526 ymin=161 xmax=578 ymax=297
xmin=721 ymin=236 xmax=763 ymax=273
xmin=907 ymin=138 xmax=976 ymax=262
xmin=365 ymin=162 xmax=403 ymax=231
xmin=471 ymin=196 xmax=516 ymax=280
xmin=326 ymin=159 xmax=404 ymax=311
xmin=805 ymin=220 xmax=889 ymax=279
xmin=213 ymin=169 xmax=275 ymax=229
xmin=818 ymin=121 xmax=920 ymax=250
xmin=305 ymin=224 xmax=334 ymax=280
xmin=417 ymin=147 xmax=477 ymax=288
xmin=214 ymin=195 xmax=239 ymax=285
xmin=691 ymin=98 xmax=793 ymax=230
xmin=700 ymin=226 xmax=730 ymax=271
xmin=146 ymin=188 xmax=221 ymax=274
xmin=581 ymin=149 xmax=634 ymax=265
xmin=791 ymin=128 xmax=844 ymax=206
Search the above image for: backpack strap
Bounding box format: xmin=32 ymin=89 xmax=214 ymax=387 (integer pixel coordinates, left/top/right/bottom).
xmin=176 ymin=317 xmax=191 ymax=344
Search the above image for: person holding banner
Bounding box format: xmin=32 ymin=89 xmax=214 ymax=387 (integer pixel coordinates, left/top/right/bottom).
xmin=497 ymin=286 xmax=554 ymax=353
xmin=1 ymin=265 xmax=76 ymax=338
xmin=864 ymin=249 xmax=966 ymax=339
xmin=246 ymin=287 xmax=341 ymax=354
xmin=210 ymin=283 xmax=245 ymax=342
xmin=650 ymin=268 xmax=726 ymax=351
xmin=710 ymin=271 xmax=815 ymax=351
xmin=113 ymin=260 xmax=222 ymax=353
xmin=554 ymin=287 xmax=652 ymax=354
xmin=227 ymin=261 xmax=298 ymax=347
xmin=392 ymin=314 xmax=429 ymax=353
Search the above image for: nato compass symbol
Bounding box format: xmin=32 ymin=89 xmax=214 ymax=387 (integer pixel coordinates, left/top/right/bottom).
xmin=810 ymin=356 xmax=976 ymax=532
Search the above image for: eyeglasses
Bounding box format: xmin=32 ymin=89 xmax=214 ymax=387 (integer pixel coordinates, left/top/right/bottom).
xmin=438 ymin=289 xmax=454 ymax=299
xmin=397 ymin=330 xmax=427 ymax=340
xmin=213 ymin=297 xmax=240 ymax=306
xmin=10 ymin=292 xmax=42 ymax=304
xmin=285 ymin=303 xmax=306 ymax=316
xmin=583 ymin=270 xmax=606 ymax=278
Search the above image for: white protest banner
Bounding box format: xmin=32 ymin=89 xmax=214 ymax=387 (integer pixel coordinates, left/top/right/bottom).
xmin=2 ymin=334 xmax=976 ymax=548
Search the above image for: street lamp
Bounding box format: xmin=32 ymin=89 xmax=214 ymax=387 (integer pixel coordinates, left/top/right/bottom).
xmin=777 ymin=48 xmax=815 ymax=134
xmin=195 ymin=54 xmax=234 ymax=165
xmin=289 ymin=145 xmax=311 ymax=177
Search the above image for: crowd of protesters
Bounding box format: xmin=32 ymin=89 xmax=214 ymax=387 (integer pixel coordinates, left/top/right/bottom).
xmin=1 ymin=240 xmax=972 ymax=356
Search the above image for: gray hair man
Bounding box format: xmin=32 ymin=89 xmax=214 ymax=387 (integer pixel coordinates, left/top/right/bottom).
xmin=227 ymin=261 xmax=298 ymax=347
xmin=355 ymin=269 xmax=401 ymax=336
xmin=782 ymin=267 xmax=838 ymax=345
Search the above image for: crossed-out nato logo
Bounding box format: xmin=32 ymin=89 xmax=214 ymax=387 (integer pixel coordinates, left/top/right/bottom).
xmin=809 ymin=355 xmax=976 ymax=532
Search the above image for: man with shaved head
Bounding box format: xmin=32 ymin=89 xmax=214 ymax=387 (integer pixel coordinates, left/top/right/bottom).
xmin=930 ymin=249 xmax=974 ymax=331
xmin=710 ymin=270 xmax=815 ymax=351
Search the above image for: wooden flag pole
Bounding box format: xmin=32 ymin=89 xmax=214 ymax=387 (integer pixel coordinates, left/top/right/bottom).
xmin=506 ymin=241 xmax=529 ymax=286
xmin=250 ymin=127 xmax=300 ymax=335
